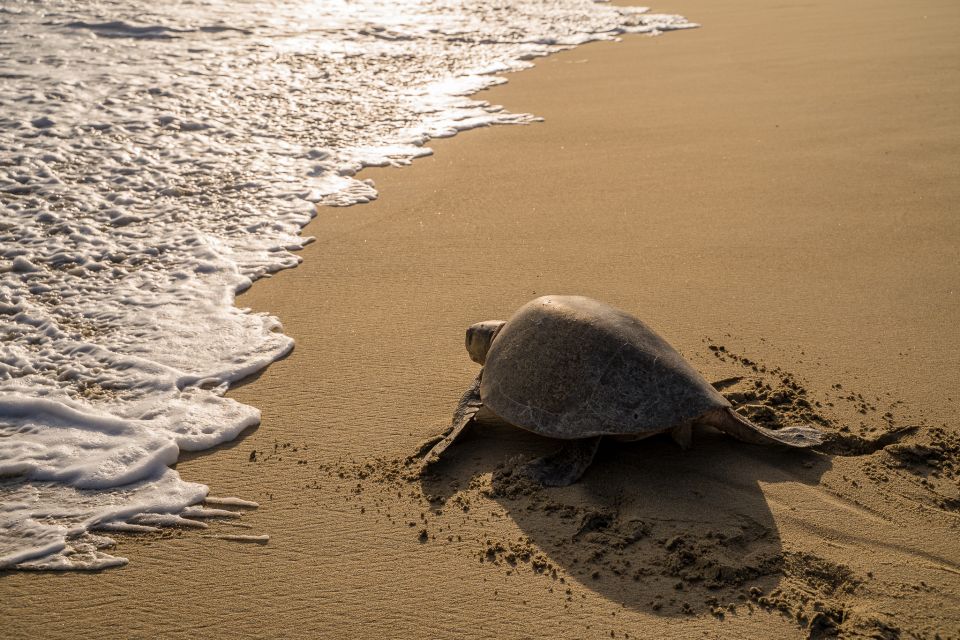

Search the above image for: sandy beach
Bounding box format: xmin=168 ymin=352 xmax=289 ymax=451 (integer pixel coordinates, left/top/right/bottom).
xmin=4 ymin=0 xmax=960 ymax=637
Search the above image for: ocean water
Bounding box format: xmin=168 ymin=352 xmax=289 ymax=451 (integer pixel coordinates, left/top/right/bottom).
xmin=0 ymin=0 xmax=694 ymax=569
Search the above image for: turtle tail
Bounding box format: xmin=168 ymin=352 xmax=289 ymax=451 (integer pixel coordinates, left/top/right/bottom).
xmin=707 ymin=407 xmax=823 ymax=448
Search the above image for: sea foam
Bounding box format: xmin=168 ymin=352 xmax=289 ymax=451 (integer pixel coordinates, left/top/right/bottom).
xmin=0 ymin=0 xmax=694 ymax=569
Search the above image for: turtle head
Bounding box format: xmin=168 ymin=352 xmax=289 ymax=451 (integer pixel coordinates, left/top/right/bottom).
xmin=465 ymin=320 xmax=506 ymax=365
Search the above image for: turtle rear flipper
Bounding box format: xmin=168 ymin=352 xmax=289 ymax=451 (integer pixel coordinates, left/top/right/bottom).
xmin=418 ymin=372 xmax=483 ymax=470
xmin=708 ymin=407 xmax=823 ymax=448
xmin=520 ymin=436 xmax=603 ymax=486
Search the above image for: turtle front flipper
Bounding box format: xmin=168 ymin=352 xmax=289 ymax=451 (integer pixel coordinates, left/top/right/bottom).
xmin=417 ymin=371 xmax=483 ymax=470
xmin=708 ymin=407 xmax=823 ymax=448
xmin=520 ymin=436 xmax=603 ymax=486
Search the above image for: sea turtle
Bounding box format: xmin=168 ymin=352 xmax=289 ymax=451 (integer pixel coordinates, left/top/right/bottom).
xmin=419 ymin=295 xmax=823 ymax=486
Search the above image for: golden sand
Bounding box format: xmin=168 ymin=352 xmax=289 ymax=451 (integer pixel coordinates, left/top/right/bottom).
xmin=4 ymin=0 xmax=959 ymax=637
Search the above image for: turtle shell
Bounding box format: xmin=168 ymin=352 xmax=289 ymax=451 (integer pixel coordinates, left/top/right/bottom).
xmin=480 ymin=296 xmax=730 ymax=439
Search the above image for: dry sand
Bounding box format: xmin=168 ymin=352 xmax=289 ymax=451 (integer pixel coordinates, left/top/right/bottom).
xmin=4 ymin=0 xmax=960 ymax=637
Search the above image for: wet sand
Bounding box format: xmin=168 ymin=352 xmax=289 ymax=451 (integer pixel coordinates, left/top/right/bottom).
xmin=4 ymin=0 xmax=960 ymax=637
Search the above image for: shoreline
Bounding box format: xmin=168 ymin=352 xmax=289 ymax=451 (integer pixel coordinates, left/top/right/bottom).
xmin=4 ymin=0 xmax=960 ymax=638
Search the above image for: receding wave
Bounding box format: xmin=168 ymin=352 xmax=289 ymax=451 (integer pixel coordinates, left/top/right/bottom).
xmin=0 ymin=0 xmax=694 ymax=569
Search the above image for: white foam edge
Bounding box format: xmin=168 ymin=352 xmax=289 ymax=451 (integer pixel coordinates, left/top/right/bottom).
xmin=181 ymin=506 xmax=241 ymax=519
xmin=204 ymin=496 xmax=260 ymax=508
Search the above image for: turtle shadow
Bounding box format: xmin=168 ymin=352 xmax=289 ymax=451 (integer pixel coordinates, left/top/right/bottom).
xmin=419 ymin=414 xmax=832 ymax=618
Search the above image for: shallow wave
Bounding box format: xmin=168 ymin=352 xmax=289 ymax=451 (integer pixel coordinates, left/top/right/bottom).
xmin=0 ymin=0 xmax=694 ymax=569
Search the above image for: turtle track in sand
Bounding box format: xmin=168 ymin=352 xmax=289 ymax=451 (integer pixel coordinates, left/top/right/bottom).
xmin=705 ymin=341 xmax=960 ymax=510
